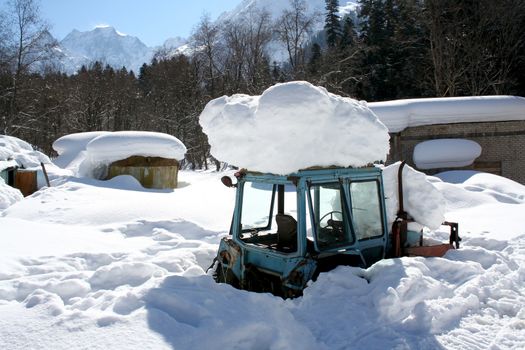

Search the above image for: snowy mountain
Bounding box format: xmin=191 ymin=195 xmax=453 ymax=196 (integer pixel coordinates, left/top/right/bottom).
xmin=50 ymin=27 xmax=192 ymax=74
xmin=153 ymin=36 xmax=190 ymax=60
xmin=55 ymin=26 xmax=155 ymax=74
xmin=161 ymin=36 xmax=188 ymax=51
xmin=42 ymin=1 xmax=360 ymax=74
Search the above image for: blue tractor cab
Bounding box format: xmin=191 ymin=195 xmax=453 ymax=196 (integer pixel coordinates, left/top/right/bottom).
xmin=211 ymin=166 xmax=459 ymax=298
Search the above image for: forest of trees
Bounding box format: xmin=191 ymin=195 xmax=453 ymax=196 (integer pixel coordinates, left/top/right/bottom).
xmin=1 ymin=0 xmax=524 ymax=169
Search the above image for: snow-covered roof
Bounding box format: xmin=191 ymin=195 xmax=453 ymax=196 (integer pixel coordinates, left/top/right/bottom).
xmin=0 ymin=159 xmax=18 ymax=172
xmin=413 ymin=139 xmax=482 ymax=170
xmin=53 ymin=131 xmax=111 ymax=156
xmin=199 ymin=81 xmax=390 ymax=175
xmin=0 ymin=135 xmax=51 ymax=169
xmin=85 ymin=131 xmax=187 ymax=163
xmin=52 ymin=131 xmax=111 ymax=169
xmin=368 ymin=95 xmax=525 ymax=133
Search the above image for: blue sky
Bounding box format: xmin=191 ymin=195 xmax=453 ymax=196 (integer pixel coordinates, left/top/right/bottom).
xmin=37 ymin=0 xmax=241 ymax=47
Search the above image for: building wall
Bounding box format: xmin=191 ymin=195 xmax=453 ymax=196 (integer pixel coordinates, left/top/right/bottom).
xmin=388 ymin=120 xmax=525 ymax=184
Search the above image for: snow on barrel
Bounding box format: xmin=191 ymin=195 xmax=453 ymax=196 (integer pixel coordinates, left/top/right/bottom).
xmin=79 ymin=131 xmax=187 ymax=189
xmin=199 ymin=81 xmax=390 ymax=175
xmin=413 ymin=138 xmax=482 ymax=169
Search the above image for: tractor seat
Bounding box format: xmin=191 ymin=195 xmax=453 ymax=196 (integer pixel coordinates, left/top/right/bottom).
xmin=276 ymin=214 xmax=297 ymax=252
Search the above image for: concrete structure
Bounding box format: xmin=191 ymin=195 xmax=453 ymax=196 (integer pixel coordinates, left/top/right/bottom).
xmin=389 ymin=120 xmax=525 ymax=183
xmin=369 ymin=96 xmax=525 ymax=184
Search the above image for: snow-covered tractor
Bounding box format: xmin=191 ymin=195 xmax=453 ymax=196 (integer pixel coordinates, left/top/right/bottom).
xmin=199 ymin=80 xmax=460 ymax=297
xmin=209 ymin=163 xmax=459 ymax=298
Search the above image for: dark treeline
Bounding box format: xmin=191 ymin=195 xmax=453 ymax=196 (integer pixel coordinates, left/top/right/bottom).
xmin=1 ymin=0 xmax=524 ymax=168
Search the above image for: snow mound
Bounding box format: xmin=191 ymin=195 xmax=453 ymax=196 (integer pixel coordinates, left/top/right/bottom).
xmin=414 ymin=139 xmax=481 ymax=169
xmin=78 ymin=131 xmax=187 ymax=178
xmin=143 ymin=275 xmax=321 ymax=349
xmin=436 ymin=170 xmax=525 ymax=204
xmin=382 ymin=162 xmax=446 ymax=231
xmin=52 ymin=131 xmax=111 ymax=169
xmin=0 ymin=179 xmax=23 ymax=210
xmin=199 ymin=81 xmax=390 ymax=175
xmin=298 ymin=251 xmax=525 ymax=349
xmin=0 ymin=135 xmax=51 ymax=168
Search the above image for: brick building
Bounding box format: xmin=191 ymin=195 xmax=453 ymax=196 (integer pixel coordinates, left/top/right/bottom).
xmin=369 ymin=96 xmax=525 ymax=184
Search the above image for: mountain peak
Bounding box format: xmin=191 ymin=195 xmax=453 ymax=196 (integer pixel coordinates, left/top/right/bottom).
xmin=59 ymin=26 xmax=153 ymax=74
xmin=92 ymin=25 xmax=128 ymax=37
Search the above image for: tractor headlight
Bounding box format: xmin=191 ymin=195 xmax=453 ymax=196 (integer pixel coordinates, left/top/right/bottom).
xmin=219 ymin=250 xmax=231 ymax=266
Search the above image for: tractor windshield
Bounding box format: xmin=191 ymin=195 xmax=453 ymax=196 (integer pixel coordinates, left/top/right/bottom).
xmin=308 ymin=183 xmax=354 ymax=250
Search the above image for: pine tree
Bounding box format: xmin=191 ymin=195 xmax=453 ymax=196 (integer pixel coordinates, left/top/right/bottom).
xmin=307 ymin=43 xmax=322 ymax=75
xmin=340 ymin=15 xmax=356 ymax=49
xmin=324 ymin=0 xmax=341 ymax=48
xmin=356 ymin=0 xmax=432 ymax=100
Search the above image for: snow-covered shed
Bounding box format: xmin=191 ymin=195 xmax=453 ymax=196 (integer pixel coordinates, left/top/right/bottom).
xmin=77 ymin=131 xmax=187 ymax=189
xmin=0 ymin=135 xmax=53 ymax=197
xmin=0 ymin=159 xmax=18 ymax=185
xmin=368 ymin=96 xmax=525 ymax=184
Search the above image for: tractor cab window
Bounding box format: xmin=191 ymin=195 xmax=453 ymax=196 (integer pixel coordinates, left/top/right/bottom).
xmin=349 ymin=181 xmax=384 ymax=240
xmin=240 ymin=182 xmax=275 ymax=232
xmin=239 ymin=182 xmax=298 ymax=253
xmin=308 ymin=183 xmax=354 ymax=250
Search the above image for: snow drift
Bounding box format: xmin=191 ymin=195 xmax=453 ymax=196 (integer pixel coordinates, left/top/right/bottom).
xmin=1 ymin=169 xmax=524 ymax=349
xmin=199 ymin=81 xmax=390 ymax=175
xmin=0 ymin=179 xmax=23 ymax=210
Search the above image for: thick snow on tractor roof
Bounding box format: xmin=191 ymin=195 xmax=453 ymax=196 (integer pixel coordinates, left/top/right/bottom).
xmin=210 ymin=165 xmax=459 ymax=298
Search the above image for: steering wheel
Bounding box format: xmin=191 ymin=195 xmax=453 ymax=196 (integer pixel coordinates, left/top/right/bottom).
xmin=319 ymin=211 xmax=343 ymax=229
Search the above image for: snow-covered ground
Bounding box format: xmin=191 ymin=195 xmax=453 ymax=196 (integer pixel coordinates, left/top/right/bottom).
xmin=1 ymin=82 xmax=524 ymax=348
xmin=1 ymin=166 xmax=524 ymax=349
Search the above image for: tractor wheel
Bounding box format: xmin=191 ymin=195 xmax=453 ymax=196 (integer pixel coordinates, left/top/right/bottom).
xmin=214 ymin=262 xmax=226 ymax=283
xmin=213 ymin=262 xmax=239 ymax=288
